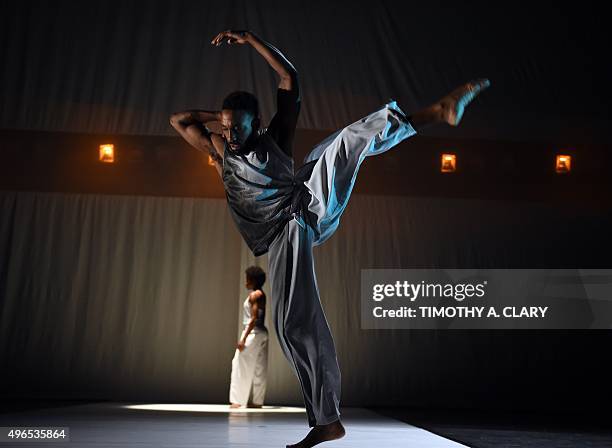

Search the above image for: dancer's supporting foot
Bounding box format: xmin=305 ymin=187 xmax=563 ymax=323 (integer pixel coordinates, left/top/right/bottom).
xmin=408 ymin=78 xmax=491 ymax=130
xmin=229 ymin=403 xmax=242 ymax=409
xmin=286 ymin=420 xmax=346 ymax=448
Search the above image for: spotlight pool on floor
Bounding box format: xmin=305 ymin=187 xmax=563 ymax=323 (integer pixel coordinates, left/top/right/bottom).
xmin=123 ymin=403 xmax=306 ymax=414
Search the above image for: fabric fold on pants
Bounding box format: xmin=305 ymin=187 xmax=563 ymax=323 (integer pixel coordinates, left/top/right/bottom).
xmin=229 ymin=328 xmax=269 ymax=406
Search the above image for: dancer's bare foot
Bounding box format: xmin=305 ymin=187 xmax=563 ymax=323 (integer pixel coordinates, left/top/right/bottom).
xmin=286 ymin=420 xmax=346 ymax=448
xmin=229 ymin=403 xmax=242 ymax=409
xmin=439 ymin=78 xmax=491 ymax=126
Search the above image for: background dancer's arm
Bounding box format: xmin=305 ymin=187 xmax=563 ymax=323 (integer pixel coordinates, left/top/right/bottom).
xmin=169 ymin=110 xmax=224 ymax=177
xmin=237 ymin=291 xmax=263 ymax=351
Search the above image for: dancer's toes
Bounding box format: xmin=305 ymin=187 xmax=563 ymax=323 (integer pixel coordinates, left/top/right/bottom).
xmin=440 ymin=78 xmax=491 ymax=126
xmin=286 ymin=420 xmax=346 ymax=448
xmin=229 ymin=403 xmax=242 ymax=409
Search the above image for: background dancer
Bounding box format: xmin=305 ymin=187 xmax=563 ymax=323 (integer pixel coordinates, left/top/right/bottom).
xmin=170 ymin=29 xmax=489 ymax=448
xmin=229 ymin=266 xmax=268 ymax=409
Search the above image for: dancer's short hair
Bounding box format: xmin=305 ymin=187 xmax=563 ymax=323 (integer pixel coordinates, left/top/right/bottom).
xmin=222 ymin=91 xmax=259 ymax=118
xmin=245 ymin=265 xmax=266 ymax=289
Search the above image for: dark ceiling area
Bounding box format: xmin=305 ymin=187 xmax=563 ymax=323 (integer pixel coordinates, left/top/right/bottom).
xmin=1 ymin=0 xmax=610 ymax=144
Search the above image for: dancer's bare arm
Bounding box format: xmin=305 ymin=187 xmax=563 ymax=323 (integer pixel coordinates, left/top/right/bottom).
xmin=237 ymin=291 xmax=264 ymax=351
xmin=169 ymin=110 xmax=225 ymax=177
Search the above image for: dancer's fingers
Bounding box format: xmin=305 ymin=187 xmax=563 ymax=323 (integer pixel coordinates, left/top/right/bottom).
xmin=211 ymin=30 xmax=230 ymax=46
xmin=211 ymin=30 xmax=248 ymax=46
xmin=211 ymin=32 xmax=223 ymax=45
xmin=215 ymin=35 xmax=226 ymax=46
xmin=225 ymin=31 xmax=246 ymax=45
xmin=217 ymin=32 xmax=229 ymax=46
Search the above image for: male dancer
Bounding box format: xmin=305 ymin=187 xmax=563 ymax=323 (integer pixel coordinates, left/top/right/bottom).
xmin=170 ymin=29 xmax=489 ymax=448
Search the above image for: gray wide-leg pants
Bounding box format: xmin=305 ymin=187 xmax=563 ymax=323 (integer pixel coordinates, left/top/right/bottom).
xmin=267 ymin=100 xmax=417 ymax=427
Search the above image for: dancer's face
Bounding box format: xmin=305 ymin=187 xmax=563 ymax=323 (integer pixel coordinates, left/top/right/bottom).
xmin=220 ymin=109 xmax=259 ymax=152
xmin=245 ymin=276 xmax=255 ymax=290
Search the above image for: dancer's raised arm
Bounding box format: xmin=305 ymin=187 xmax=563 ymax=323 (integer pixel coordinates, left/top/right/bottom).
xmin=211 ymin=30 xmax=299 ymax=94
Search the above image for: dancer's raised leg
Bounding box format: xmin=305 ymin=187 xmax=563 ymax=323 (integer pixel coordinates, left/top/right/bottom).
xmin=302 ymin=100 xmax=417 ymax=246
xmin=303 ymin=78 xmax=491 ymax=246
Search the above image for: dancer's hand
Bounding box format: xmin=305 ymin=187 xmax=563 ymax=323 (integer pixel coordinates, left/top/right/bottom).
xmin=211 ymin=30 xmax=250 ymax=46
xmin=237 ymin=340 xmax=246 ymax=351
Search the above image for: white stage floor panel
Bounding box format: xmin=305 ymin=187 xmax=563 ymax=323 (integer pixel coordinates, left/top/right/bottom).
xmin=0 ymin=403 xmax=469 ymax=447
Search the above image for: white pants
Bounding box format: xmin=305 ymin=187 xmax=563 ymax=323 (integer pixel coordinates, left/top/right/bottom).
xmin=229 ymin=328 xmax=269 ymax=406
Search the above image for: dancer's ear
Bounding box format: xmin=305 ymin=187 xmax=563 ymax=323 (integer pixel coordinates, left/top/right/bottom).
xmin=251 ymin=116 xmax=261 ymax=131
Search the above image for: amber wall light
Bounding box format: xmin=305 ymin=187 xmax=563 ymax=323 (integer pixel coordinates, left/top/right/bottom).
xmin=555 ymin=154 xmax=571 ymax=173
xmin=99 ymin=144 xmax=115 ymax=163
xmin=441 ymin=153 xmax=457 ymax=173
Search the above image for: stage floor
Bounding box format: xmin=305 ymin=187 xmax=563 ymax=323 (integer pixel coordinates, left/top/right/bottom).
xmin=0 ymin=402 xmax=469 ymax=447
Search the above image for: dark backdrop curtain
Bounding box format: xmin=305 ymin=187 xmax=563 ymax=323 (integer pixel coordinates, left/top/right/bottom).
xmin=2 ymin=190 xmax=610 ymax=411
